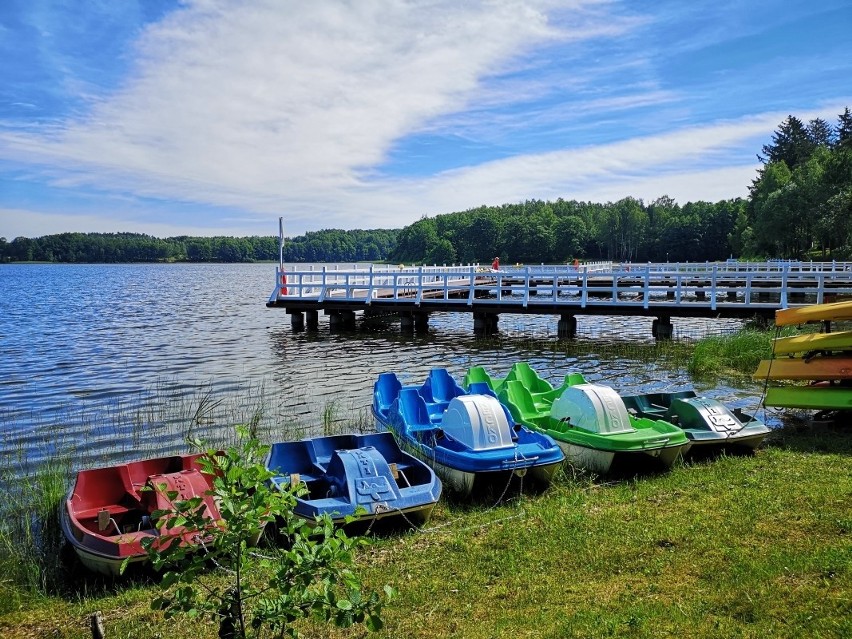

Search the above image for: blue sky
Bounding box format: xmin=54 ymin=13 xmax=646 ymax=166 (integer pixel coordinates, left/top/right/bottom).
xmin=1 ymin=0 xmax=850 ymax=239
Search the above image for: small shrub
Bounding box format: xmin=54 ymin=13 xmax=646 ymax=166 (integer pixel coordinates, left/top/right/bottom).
xmin=130 ymin=426 xmax=391 ymax=638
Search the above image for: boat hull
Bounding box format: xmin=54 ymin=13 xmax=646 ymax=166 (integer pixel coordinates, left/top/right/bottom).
xmin=556 ymin=440 xmax=688 ymax=475
xmin=754 ymin=355 xmax=852 ymax=380
xmin=775 ymin=300 xmax=852 ymax=326
xmin=772 ymin=330 xmax=852 ymax=356
xmin=764 ymin=385 xmax=852 ymax=410
xmin=59 ymin=501 xmax=151 ymax=576
xmin=377 ymin=420 xmax=560 ymax=498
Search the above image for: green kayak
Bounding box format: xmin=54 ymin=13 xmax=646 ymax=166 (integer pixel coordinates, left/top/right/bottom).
xmin=463 ymin=363 xmax=690 ymax=474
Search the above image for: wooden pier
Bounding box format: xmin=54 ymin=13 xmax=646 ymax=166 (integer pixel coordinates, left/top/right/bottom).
xmin=266 ymin=260 xmax=852 ymax=338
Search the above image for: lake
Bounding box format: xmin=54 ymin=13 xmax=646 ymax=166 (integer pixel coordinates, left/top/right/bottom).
xmin=0 ymin=262 xmax=773 ymax=473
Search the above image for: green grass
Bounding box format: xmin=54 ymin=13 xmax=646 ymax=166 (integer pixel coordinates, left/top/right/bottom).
xmin=688 ymin=328 xmax=773 ymax=378
xmin=1 ymin=420 xmax=850 ymax=638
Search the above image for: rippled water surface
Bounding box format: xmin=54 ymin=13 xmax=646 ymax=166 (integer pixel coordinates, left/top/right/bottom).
xmin=0 ymin=263 xmax=773 ymax=472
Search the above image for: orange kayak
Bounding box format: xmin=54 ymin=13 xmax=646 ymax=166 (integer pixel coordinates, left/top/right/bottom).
xmin=754 ymin=355 xmax=852 ymax=380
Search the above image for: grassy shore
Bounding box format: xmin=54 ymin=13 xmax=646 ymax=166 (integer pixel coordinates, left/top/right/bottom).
xmin=1 ymin=419 xmax=849 ymax=639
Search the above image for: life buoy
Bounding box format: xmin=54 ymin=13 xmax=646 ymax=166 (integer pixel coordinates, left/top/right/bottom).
xmin=279 ymin=272 xmax=288 ymax=296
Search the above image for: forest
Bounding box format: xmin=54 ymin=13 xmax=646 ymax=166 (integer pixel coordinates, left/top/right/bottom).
xmin=2 ymin=108 xmax=849 ymax=265
xmin=0 ymin=228 xmax=399 ymax=264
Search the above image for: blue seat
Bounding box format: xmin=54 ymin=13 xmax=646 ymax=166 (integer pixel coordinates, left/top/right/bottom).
xmin=423 ymin=368 xmax=465 ymax=403
xmin=398 ymin=388 xmax=432 ymax=431
xmin=374 ymin=372 xmax=402 ymax=415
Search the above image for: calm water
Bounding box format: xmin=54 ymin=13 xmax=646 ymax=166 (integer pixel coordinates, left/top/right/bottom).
xmin=0 ymin=263 xmax=775 ymax=473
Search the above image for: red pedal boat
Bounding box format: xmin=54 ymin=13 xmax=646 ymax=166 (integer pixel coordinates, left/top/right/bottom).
xmin=60 ymin=454 xmax=220 ymax=576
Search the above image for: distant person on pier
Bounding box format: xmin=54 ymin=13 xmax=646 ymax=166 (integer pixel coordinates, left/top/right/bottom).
xmin=492 ymin=256 xmax=500 ymax=271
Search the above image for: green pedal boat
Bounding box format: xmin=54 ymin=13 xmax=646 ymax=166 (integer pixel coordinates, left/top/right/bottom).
xmin=464 ymin=363 xmax=690 ymax=475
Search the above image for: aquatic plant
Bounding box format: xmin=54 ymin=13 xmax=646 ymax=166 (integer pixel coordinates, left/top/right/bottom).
xmin=688 ymin=328 xmax=775 ymax=377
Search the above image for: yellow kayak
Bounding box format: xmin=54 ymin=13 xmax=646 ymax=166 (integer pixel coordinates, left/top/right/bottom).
xmin=754 ymin=355 xmax=852 ymax=380
xmin=772 ymin=330 xmax=852 ymax=355
xmin=775 ymin=300 xmax=852 ymax=326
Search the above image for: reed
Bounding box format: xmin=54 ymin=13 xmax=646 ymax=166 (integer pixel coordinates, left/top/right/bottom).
xmin=0 ymin=381 xmax=348 ymax=604
xmin=0 ymin=455 xmax=71 ymax=604
xmin=688 ymin=328 xmax=774 ymax=378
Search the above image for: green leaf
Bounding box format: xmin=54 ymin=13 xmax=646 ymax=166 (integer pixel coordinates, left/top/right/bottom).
xmin=336 ymin=599 xmax=353 ymax=611
xmin=366 ymin=614 xmax=384 ymax=631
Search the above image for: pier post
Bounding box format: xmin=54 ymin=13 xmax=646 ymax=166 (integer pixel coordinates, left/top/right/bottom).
xmin=474 ymin=312 xmax=498 ymax=336
xmin=727 ymin=290 xmax=737 ymax=301
xmin=695 ymin=287 xmax=706 ymax=300
xmin=400 ymin=312 xmax=414 ymax=332
xmin=558 ymin=314 xmax=577 ymax=339
xmin=652 ymin=316 xmax=673 ymax=340
xmin=306 ymin=310 xmax=319 ymax=330
xmin=414 ymin=312 xmax=430 ymax=333
xmin=327 ymin=310 xmax=356 ymax=331
xmin=288 ymin=310 xmax=304 ymax=331
xmin=328 ymin=311 xmax=342 ymax=330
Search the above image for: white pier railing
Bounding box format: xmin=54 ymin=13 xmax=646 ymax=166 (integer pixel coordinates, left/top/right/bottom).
xmin=269 ymin=261 xmax=852 ymax=311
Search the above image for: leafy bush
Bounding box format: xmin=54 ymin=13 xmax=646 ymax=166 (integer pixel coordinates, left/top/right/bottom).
xmin=129 ymin=426 xmax=391 ymax=638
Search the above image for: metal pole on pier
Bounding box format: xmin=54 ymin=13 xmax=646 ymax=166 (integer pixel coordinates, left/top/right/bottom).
xmin=278 ymin=217 xmax=284 ymax=270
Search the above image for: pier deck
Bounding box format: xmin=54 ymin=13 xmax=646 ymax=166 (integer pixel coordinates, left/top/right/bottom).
xmin=266 ymin=260 xmax=852 ymax=337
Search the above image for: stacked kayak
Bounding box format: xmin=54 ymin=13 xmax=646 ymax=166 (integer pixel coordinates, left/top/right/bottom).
xmin=266 ymin=432 xmax=440 ymax=528
xmin=372 ymin=367 xmax=564 ymax=496
xmin=60 ymin=453 xmax=220 ymax=576
xmin=465 ymin=362 xmax=690 ymax=474
xmin=756 ymin=300 xmax=852 ymax=411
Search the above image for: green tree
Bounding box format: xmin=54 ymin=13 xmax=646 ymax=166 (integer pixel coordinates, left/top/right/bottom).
xmin=836 ymin=107 xmax=852 ymax=149
xmin=553 ymin=215 xmax=587 ymax=261
xmin=759 ymin=115 xmax=814 ymax=169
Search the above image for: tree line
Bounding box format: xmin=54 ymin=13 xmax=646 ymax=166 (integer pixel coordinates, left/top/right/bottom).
xmin=0 ymin=228 xmax=399 ymax=264
xmin=2 ymin=108 xmax=849 ymax=265
xmin=392 ymin=108 xmax=852 ymax=265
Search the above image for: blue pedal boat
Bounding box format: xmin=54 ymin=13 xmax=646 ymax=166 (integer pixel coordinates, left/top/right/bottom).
xmin=372 ymin=368 xmax=564 ymax=497
xmin=266 ymin=432 xmax=441 ymax=528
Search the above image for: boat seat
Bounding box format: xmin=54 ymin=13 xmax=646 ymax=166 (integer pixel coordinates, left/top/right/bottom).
xmin=502 ymin=380 xmax=540 ymax=425
xmin=374 ymin=372 xmax=402 ymax=413
xmin=423 ymin=368 xmax=466 ymax=403
xmin=467 ymin=381 xmax=498 ymax=398
xmin=71 ymin=465 xmax=140 ymax=515
xmin=507 ymin=362 xmax=553 ymax=395
xmin=398 ymin=388 xmax=432 ymax=431
xmin=463 ymin=366 xmax=496 ymax=391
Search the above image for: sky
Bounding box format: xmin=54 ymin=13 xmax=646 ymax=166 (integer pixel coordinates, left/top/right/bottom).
xmin=1 ymin=0 xmax=850 ymax=240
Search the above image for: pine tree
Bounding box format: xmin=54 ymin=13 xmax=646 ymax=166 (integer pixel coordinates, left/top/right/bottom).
xmin=836 ymin=107 xmax=852 ymax=149
xmin=807 ymin=117 xmax=834 ymax=147
xmin=759 ymin=115 xmax=814 ymax=169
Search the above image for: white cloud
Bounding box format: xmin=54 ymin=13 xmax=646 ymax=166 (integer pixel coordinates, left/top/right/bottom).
xmin=0 ymin=1 xmax=849 ymax=238
xmin=0 ymin=207 xmax=227 ymax=239
xmin=0 ymin=1 xmax=637 ymax=226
